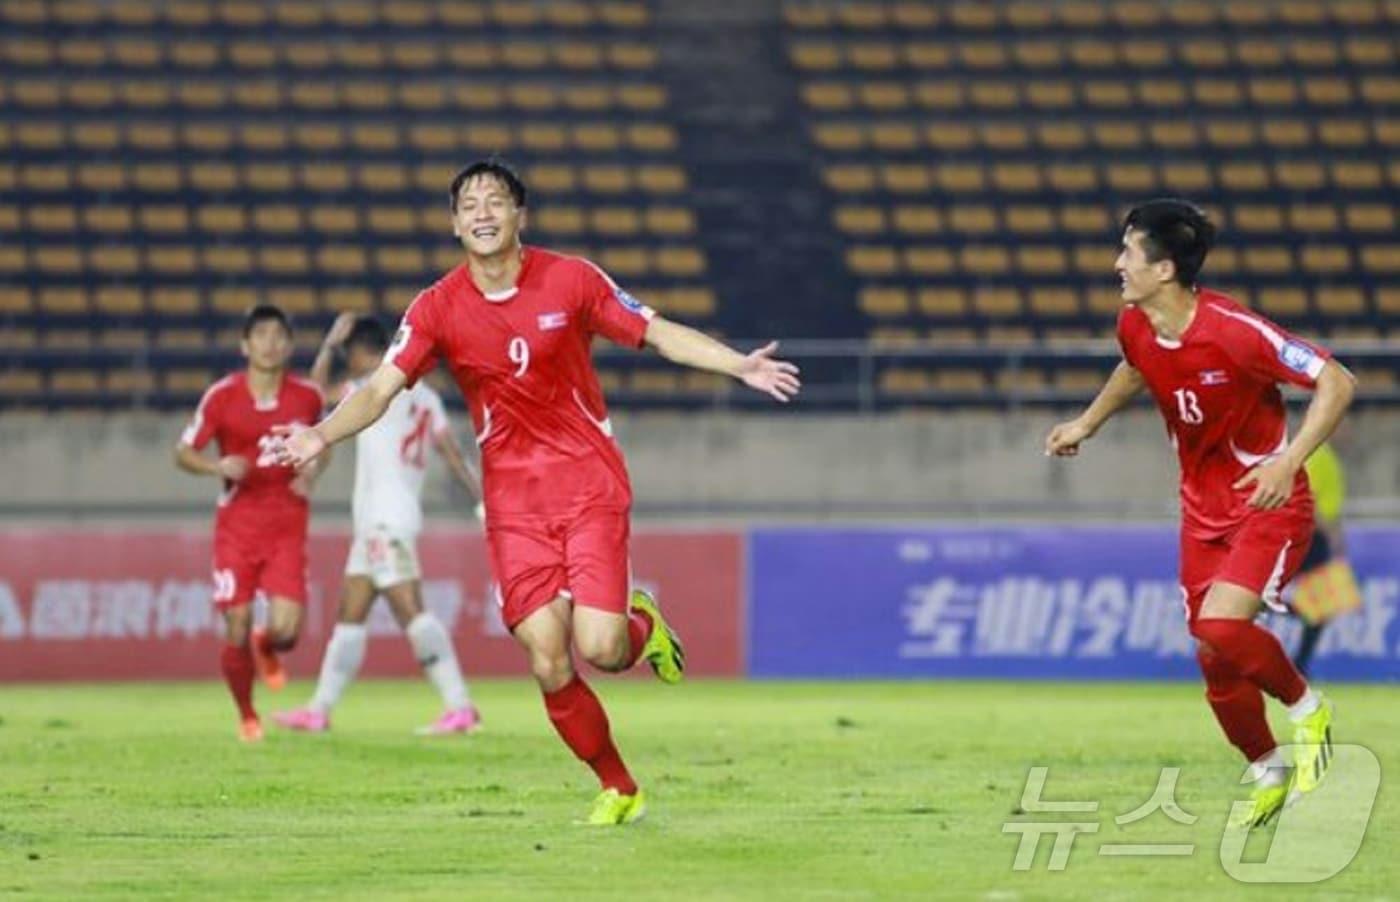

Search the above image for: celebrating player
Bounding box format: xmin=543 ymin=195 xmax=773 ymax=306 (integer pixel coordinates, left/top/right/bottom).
xmin=174 ymin=305 xmax=328 ymax=742
xmin=1045 ymin=199 xmax=1355 ymax=828
xmin=275 ymin=313 xmax=485 ymax=736
xmin=274 ymin=159 xmax=801 ymax=824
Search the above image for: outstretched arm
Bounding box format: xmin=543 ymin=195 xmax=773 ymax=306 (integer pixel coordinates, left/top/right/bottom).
xmin=643 ymin=316 xmax=801 ymax=403
xmin=174 ymin=443 xmax=248 ymax=481
xmin=1235 ymin=360 xmax=1356 ymax=509
xmin=274 ymin=363 xmax=407 ymax=468
xmin=1044 ymin=360 xmax=1146 ymax=457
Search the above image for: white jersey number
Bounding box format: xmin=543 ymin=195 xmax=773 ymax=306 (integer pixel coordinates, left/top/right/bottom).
xmin=508 ymin=336 xmax=530 ymax=378
xmin=1173 ymin=388 xmax=1205 ymax=425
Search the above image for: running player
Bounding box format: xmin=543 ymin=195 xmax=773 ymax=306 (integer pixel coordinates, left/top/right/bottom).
xmin=1045 ymin=199 xmax=1355 ymax=828
xmin=275 ymin=313 xmax=485 ymax=736
xmin=174 ymin=304 xmax=327 ymax=742
xmin=274 ymin=159 xmax=800 ymax=824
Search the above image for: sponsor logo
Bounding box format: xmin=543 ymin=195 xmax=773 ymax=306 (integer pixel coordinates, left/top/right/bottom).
xmin=1280 ymin=340 xmax=1319 ymax=374
xmin=537 ymin=312 xmax=568 ymax=331
xmin=1199 ymin=369 xmax=1229 ymax=386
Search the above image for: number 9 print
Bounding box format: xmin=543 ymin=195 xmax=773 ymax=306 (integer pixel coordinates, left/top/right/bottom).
xmin=508 ymin=336 xmax=531 ymax=378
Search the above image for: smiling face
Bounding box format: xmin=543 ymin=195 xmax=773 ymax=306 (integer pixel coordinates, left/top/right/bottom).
xmin=451 ymin=173 xmax=526 ymax=258
xmin=1115 ymin=227 xmax=1175 ymax=304
xmin=240 ymin=318 xmax=292 ymax=373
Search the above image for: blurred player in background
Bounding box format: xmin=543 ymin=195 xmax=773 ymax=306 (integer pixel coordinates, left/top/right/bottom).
xmin=275 ymin=312 xmax=485 ymax=736
xmin=1289 ymin=440 xmax=1358 ymax=676
xmin=174 ymin=305 xmax=328 ymax=742
xmin=1046 ymin=199 xmax=1355 ymax=829
xmin=274 ymin=159 xmax=801 ymax=824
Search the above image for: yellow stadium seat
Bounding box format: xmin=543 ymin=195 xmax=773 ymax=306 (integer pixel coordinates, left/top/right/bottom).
xmin=789 ymin=43 xmax=841 ymax=71
xmin=915 ymin=80 xmax=966 ymax=110
xmin=1037 ymin=122 xmax=1087 ymax=150
xmin=1233 ymin=205 xmax=1284 ymax=233
xmin=1048 ymin=164 xmax=1097 ymax=192
xmin=140 ymin=205 xmax=190 ymax=234
xmin=592 ymin=208 xmax=642 ymax=237
xmin=317 ymin=245 xmax=368 ymax=274
xmin=1014 ymin=40 xmax=1062 ymax=69
xmin=1029 ymin=288 xmax=1080 ymax=317
xmin=13 ymin=80 xmax=62 ymax=109
xmin=859 ymin=286 xmax=910 ymax=318
xmin=1206 ymin=121 xmax=1257 ymax=148
xmin=232 ymin=79 xmax=282 ymax=110
xmin=1006 ymin=205 xmax=1055 ymax=234
xmin=583 ymin=165 xmax=631 ymax=193
xmin=1254 ymin=287 xmax=1308 ymax=317
xmin=203 ymin=245 xmax=253 ymax=274
xmin=73 ymin=122 xmax=120 ymax=151
xmin=1361 ymin=244 xmax=1400 ymax=272
xmin=1345 ymin=37 xmax=1395 ymax=67
xmin=904 ymin=247 xmax=955 ymax=275
xmin=1122 ymin=40 xmax=1171 ymax=68
xmin=645 ymin=207 xmax=697 ymax=237
xmin=1194 ymin=78 xmax=1244 ymax=106
xmin=1276 ymin=161 xmax=1326 ymax=191
xmin=229 ymin=41 xmax=276 ymax=68
xmin=1345 ymin=204 xmax=1396 ymax=232
xmin=0 ymin=246 xmax=26 ymax=273
xmin=146 ymin=246 xmax=199 ymax=276
xmin=627 ymin=123 xmax=676 ymax=151
xmin=1361 ymin=77 xmax=1400 ymax=105
xmin=1238 ymin=40 xmax=1285 ymax=69
xmin=1250 ymin=78 xmax=1297 ymax=106
xmin=1093 ymin=121 xmax=1144 ymax=149
xmin=1058 ymin=0 xmax=1107 ymax=26
xmin=575 ymin=123 xmax=622 ymax=152
xmin=598 ymin=247 xmax=649 ymax=276
xmin=1219 ymin=163 xmax=1270 ymax=191
xmin=34 ymin=245 xmax=83 ymax=274
xmin=969 ymin=81 xmax=1019 ymax=109
xmin=961 ymin=245 xmax=1012 ymax=276
xmin=847 ymin=246 xmax=899 ymax=276
xmin=1314 ymin=287 xmax=1367 ymax=315
xmin=253 ymin=206 xmax=303 ymax=235
xmin=861 ymin=82 xmax=911 ymax=111
xmin=937 ymin=164 xmax=986 ymax=192
xmin=904 ymin=42 xmax=952 ymax=69
xmin=1243 ymin=246 xmax=1293 ymax=275
xmin=1332 ymin=161 xmax=1383 ymax=189
xmin=961 ymin=42 xmax=1008 ymax=69
xmin=915 ymin=287 xmax=967 ymax=317
xmin=1139 ymin=80 xmax=1187 ymax=107
xmin=1075 ymin=245 xmax=1116 ymax=277
xmin=1017 ymin=246 xmax=1068 ymax=275
xmin=834 ymin=206 xmax=887 ymax=236
xmin=1305 ymin=77 xmax=1354 ymax=106
xmin=1377 ymin=287 xmax=1400 ymax=314
xmin=980 ymin=122 xmax=1030 ymax=150
xmin=105 ymin=369 xmax=157 ymax=395
xmin=1302 ymin=245 xmax=1353 ymax=274
xmin=949 ymin=205 xmax=998 ymax=234
xmin=1259 ymin=119 xmax=1311 ymax=148
xmin=1150 ymin=121 xmax=1200 ymax=149
xmin=1071 ymin=40 xmax=1118 ymax=68
xmin=1207 ymin=248 xmax=1240 ymax=275
xmin=871 ymin=123 xmax=919 ymax=151
xmin=28 ymin=204 xmax=77 ymax=233
xmin=0 ymin=286 xmax=30 ymax=314
xmin=1288 ymin=203 xmax=1339 ymax=233
xmin=22 ymin=164 xmax=72 ymax=191
xmin=351 ymin=123 xmax=399 ymax=152
xmin=148 ymin=286 xmax=200 ymax=314
xmin=849 ymin=42 xmax=899 ymax=70
xmin=260 ymin=245 xmax=310 ymax=276
xmin=888 ymin=205 xmax=940 ymax=235
xmin=38 ymin=286 xmax=88 ymax=314
xmin=1332 ymin=0 xmax=1382 ymax=25
xmin=1182 ymin=42 xmax=1230 ymax=69
xmin=655 ymin=248 xmax=706 ymax=277
xmin=1005 ymin=2 xmax=1052 ymax=29
xmin=638 ymin=166 xmax=686 ymax=194
xmin=556 ymin=43 xmax=603 ymax=70
xmin=95 ymin=287 xmax=143 ymax=314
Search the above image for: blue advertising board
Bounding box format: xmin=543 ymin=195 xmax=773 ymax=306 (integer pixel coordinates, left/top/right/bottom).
xmin=748 ymin=525 xmax=1400 ymax=681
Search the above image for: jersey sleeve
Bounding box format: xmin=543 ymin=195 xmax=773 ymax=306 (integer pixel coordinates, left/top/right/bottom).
xmin=574 ymin=258 xmax=655 ymax=349
xmin=386 ymin=291 xmax=442 ymax=387
xmin=179 ymin=381 xmax=225 ymax=450
xmin=1221 ymin=308 xmax=1331 ymax=389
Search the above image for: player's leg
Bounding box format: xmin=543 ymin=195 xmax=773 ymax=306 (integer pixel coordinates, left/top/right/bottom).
xmin=566 ymin=511 xmax=684 ymax=683
xmin=250 ymin=527 xmax=311 ymax=690
xmin=276 ymin=575 xmax=376 ymax=732
xmin=382 ymin=578 xmax=480 ymax=735
xmin=1189 ymin=513 xmax=1333 ymax=802
xmin=220 ymin=603 xmax=262 ymax=742
xmin=513 ymin=596 xmax=643 ymax=824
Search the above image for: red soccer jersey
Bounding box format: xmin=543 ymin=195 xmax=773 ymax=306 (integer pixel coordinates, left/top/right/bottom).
xmin=1117 ymin=288 xmax=1331 ymax=539
xmin=387 ymin=247 xmax=654 ymax=517
xmin=181 ymin=371 xmax=324 ymax=534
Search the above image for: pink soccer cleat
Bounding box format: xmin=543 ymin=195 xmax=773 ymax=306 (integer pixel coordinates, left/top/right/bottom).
xmin=415 ymin=705 xmax=482 ymax=736
xmin=273 ymin=707 xmax=330 ymax=733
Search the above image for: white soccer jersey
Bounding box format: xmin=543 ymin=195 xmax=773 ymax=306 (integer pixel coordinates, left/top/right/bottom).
xmin=349 ymin=379 xmax=451 ymax=536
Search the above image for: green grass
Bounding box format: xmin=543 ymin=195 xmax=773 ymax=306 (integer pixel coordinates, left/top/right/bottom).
xmin=0 ymin=680 xmax=1395 ymax=900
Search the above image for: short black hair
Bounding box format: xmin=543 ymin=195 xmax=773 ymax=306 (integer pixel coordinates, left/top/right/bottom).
xmin=1123 ymin=198 xmax=1217 ymax=286
xmin=345 ymin=315 xmax=389 ymax=353
xmin=449 ymin=159 xmax=527 ymax=211
xmin=242 ymin=303 xmax=292 ymax=337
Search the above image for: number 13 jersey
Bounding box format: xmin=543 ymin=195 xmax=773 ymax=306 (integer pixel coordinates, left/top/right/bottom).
xmin=1117 ymin=287 xmax=1332 ymax=540
xmin=387 ymin=247 xmax=654 ymax=518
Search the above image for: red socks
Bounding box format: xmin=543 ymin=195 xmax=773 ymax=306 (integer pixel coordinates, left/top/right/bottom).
xmin=1196 ymin=646 xmax=1276 ymax=763
xmin=625 ymin=607 xmax=654 ymax=669
xmin=543 ymin=676 xmax=637 ymax=794
xmin=220 ymin=644 xmax=257 ymax=721
xmin=1190 ymin=618 xmax=1308 ymax=706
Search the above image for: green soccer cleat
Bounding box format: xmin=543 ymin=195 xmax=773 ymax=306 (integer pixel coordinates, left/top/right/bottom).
xmin=584 ymin=788 xmax=647 ymax=826
xmin=631 ymin=588 xmax=685 ymax=684
xmin=1291 ymin=695 xmax=1335 ymax=798
xmin=1229 ymin=778 xmax=1290 ymax=830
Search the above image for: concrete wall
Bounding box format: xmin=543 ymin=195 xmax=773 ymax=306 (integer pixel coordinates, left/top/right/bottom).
xmin=1 ymin=409 xmax=1397 ymax=519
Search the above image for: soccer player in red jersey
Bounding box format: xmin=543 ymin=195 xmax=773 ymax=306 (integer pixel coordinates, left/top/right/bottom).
xmin=274 ymin=160 xmax=800 ymax=823
xmin=175 ymin=305 xmax=328 ymax=742
xmin=1046 ymin=199 xmax=1355 ymax=828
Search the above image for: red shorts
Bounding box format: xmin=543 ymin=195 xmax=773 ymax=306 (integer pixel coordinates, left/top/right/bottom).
xmin=1180 ymin=505 xmax=1314 ymax=624
xmin=212 ymin=525 xmax=309 ymax=611
xmin=486 ymin=508 xmax=631 ymax=630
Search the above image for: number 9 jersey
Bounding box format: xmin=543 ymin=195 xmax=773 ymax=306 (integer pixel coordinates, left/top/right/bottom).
xmin=386 ymin=247 xmax=654 ymax=520
xmin=1117 ymin=287 xmax=1332 ymax=542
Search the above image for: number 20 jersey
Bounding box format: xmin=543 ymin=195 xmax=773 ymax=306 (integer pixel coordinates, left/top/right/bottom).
xmin=386 ymin=247 xmax=654 ymax=519
xmin=1117 ymin=287 xmax=1332 ymax=540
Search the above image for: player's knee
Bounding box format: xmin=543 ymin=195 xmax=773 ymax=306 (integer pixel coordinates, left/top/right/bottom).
xmin=528 ymin=651 xmax=573 ymax=690
xmin=576 ymin=630 xmax=628 ymax=672
xmin=269 ymin=629 xmax=299 ymax=652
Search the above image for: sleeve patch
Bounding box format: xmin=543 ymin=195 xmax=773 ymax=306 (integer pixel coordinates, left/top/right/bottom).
xmin=1279 ymin=340 xmax=1321 ymax=375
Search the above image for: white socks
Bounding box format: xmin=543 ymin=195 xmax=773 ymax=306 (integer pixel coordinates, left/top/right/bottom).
xmin=1250 ymin=748 xmax=1291 ymax=787
xmin=407 ymin=613 xmax=470 ymax=711
xmin=310 ymin=623 xmax=368 ymax=715
xmin=1287 ymin=687 xmax=1321 ymax=722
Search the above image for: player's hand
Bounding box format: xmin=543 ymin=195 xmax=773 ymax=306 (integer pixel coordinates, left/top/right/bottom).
xmin=736 ymin=341 xmax=801 ymax=403
xmin=1234 ymin=458 xmax=1297 ymax=510
xmin=1044 ymin=419 xmax=1094 ymax=457
xmin=324 ymin=311 xmax=357 ymax=349
xmin=216 ymin=455 xmax=250 ymax=481
xmin=270 ymin=422 xmax=327 ymax=470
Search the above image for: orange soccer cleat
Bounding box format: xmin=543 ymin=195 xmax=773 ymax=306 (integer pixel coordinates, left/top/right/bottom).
xmin=250 ymin=628 xmax=287 ymax=691
xmin=238 ymin=716 xmax=264 ymax=743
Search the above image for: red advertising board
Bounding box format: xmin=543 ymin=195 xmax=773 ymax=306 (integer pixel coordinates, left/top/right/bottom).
xmin=0 ymin=527 xmax=742 ymax=681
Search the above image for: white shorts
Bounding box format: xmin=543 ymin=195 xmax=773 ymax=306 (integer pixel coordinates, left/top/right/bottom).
xmin=345 ymin=528 xmax=421 ymax=590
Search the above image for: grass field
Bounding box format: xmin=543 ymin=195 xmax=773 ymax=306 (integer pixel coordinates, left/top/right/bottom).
xmin=1 ymin=679 xmax=1395 ymax=900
